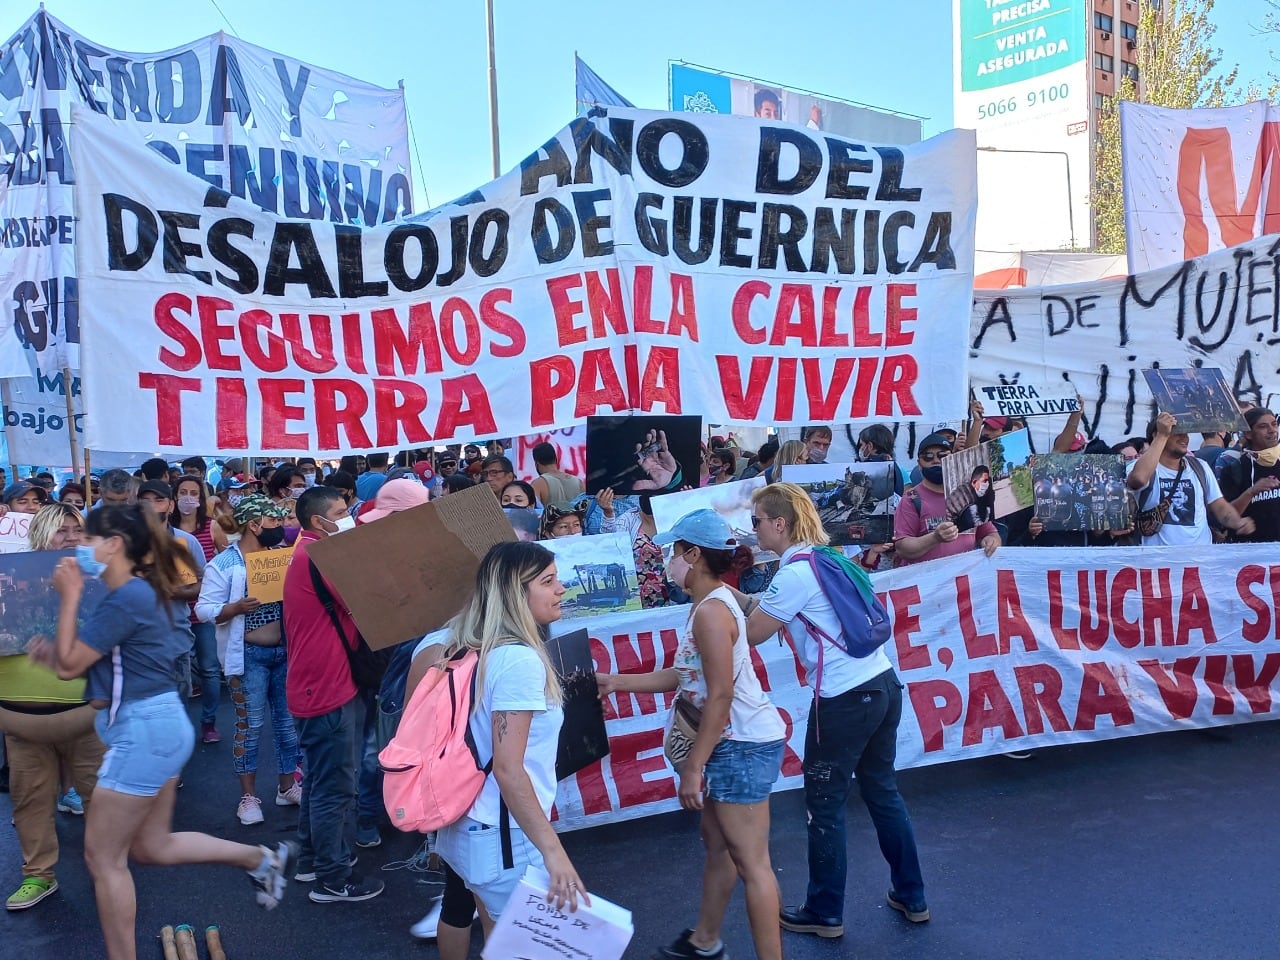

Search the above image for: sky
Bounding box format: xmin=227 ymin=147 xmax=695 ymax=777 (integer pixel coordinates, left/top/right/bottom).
xmin=1 ymin=0 xmax=1278 ymax=209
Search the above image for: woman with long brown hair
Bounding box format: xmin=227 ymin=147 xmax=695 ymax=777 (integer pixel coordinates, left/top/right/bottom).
xmin=31 ymin=505 xmax=295 ymax=960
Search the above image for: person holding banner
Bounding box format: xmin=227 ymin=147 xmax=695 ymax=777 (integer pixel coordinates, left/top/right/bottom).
xmin=598 ymin=509 xmax=786 ymax=960
xmin=433 ymin=541 xmax=591 ymax=933
xmin=195 ymin=495 xmax=300 ymax=827
xmin=32 ymin=505 xmax=295 ymax=959
xmin=0 ymin=506 xmax=104 ymax=911
xmin=894 ymin=433 xmax=1000 ymax=565
xmin=732 ymin=482 xmax=928 ymax=938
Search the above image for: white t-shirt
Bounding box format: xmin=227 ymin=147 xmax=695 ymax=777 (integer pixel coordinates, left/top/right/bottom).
xmin=466 ymin=643 xmax=563 ymax=825
xmin=1128 ymin=459 xmax=1222 ymax=546
xmin=673 ymin=585 xmax=786 ymax=744
xmin=759 ymin=544 xmax=893 ymax=698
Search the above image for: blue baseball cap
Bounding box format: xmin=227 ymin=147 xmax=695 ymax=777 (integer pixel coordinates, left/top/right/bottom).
xmin=652 ymin=508 xmax=738 ymax=550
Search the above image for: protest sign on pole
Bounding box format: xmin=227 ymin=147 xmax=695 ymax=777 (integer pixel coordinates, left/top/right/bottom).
xmin=72 ymin=105 xmax=977 ymax=455
xmin=0 ymin=9 xmax=412 ymax=463
xmin=969 ymin=234 xmax=1280 ymax=452
xmin=1120 ymin=100 xmax=1280 ymax=274
xmin=554 ymin=544 xmax=1280 ymax=831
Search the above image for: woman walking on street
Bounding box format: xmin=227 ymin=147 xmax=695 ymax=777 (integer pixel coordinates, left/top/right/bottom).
xmin=33 ymin=505 xmax=293 ymax=960
xmin=599 ymin=509 xmax=786 ymax=960
xmin=195 ymin=495 xmax=300 ymax=826
xmin=434 ymin=541 xmax=591 ymax=937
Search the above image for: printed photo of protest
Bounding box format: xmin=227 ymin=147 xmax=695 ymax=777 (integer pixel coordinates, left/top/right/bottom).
xmin=544 ymin=627 xmax=610 ymax=781
xmin=504 ymin=506 xmax=542 ymax=542
xmin=541 ymin=531 xmax=642 ymax=619
xmin=649 ymin=475 xmax=768 ymax=556
xmin=1032 ymin=453 xmax=1130 ymax=532
xmin=942 ymin=429 xmax=1034 ymax=530
xmin=0 ymin=550 xmax=105 ymax=657
xmin=584 ymin=416 xmax=703 ymax=496
xmin=1142 ymin=367 xmax=1246 ymax=434
xmin=784 ymin=463 xmax=897 ymax=546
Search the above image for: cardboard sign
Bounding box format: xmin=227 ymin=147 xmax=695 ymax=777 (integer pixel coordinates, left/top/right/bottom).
xmin=975 ymin=381 xmax=1079 ymax=418
xmin=1142 ymin=367 xmax=1247 ymax=434
xmin=307 ymin=484 xmax=515 ymax=650
xmin=483 ymin=867 xmax=633 ymax=960
xmin=244 ymin=546 xmax=296 ymax=603
xmin=1032 ymin=454 xmax=1130 ymax=532
xmin=0 ymin=513 xmax=32 ymax=554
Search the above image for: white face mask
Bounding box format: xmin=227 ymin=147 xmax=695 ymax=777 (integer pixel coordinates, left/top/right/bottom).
xmin=228 ymin=493 xmax=244 ymax=507
xmin=302 ymin=472 xmax=317 ymax=488
xmin=666 ymin=549 xmax=694 ymax=590
xmin=321 ymin=514 xmax=357 ymax=536
xmin=975 ymin=481 xmax=990 ymax=497
xmin=807 ymin=446 xmax=827 ymax=464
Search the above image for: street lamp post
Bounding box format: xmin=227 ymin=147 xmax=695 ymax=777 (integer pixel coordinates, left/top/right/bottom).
xmin=976 ymin=146 xmax=1076 ymax=250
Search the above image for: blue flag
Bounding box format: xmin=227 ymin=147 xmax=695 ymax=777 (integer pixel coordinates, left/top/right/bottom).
xmin=575 ymin=55 xmax=633 ymax=114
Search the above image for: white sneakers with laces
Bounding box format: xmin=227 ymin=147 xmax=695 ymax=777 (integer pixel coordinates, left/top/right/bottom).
xmin=237 ymin=795 xmax=264 ymax=825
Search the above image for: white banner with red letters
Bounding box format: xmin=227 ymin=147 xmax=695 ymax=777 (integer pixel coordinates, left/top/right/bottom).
xmin=71 ymin=103 xmax=977 ymax=455
xmin=554 ymin=544 xmax=1280 ymax=831
xmin=1121 ymin=100 xmax=1280 ymax=274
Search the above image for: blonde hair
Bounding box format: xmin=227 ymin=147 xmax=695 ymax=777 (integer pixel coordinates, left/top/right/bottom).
xmin=752 ymin=481 xmax=830 ymax=548
xmin=773 ymin=440 xmax=809 ymax=480
xmin=446 ymin=541 xmax=563 ymax=706
xmin=28 ymin=502 xmax=85 ymax=550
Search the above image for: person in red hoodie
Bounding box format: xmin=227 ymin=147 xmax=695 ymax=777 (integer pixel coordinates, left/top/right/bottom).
xmin=283 ymin=486 xmax=383 ymax=904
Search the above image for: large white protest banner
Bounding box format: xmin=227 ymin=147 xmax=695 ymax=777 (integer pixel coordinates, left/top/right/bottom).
xmin=1121 ymin=100 xmax=1280 ymax=275
xmin=72 ymin=105 xmax=976 ymax=455
xmin=555 ymin=545 xmax=1280 ymax=830
xmin=0 ymin=9 xmax=411 ymax=463
xmin=969 ymin=234 xmax=1280 ymax=451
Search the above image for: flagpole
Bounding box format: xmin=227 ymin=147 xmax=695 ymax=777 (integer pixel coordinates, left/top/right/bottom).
xmin=485 ymin=0 xmax=501 ymax=179
xmin=61 ymin=367 xmax=80 ymax=484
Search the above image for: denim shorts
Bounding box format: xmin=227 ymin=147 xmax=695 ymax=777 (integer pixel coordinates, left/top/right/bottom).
xmin=704 ymin=738 xmax=785 ymax=804
xmin=435 ymin=816 xmax=545 ymax=920
xmin=95 ymin=692 xmax=195 ymax=797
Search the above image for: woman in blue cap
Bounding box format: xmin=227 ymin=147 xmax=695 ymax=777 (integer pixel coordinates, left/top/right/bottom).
xmin=598 ymin=508 xmax=785 ymax=960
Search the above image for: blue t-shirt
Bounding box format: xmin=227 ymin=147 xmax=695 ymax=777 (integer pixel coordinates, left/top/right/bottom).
xmin=83 ymin=578 xmax=188 ymax=709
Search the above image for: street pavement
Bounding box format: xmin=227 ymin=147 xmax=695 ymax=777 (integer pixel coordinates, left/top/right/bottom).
xmin=3 ymin=699 xmax=1276 ymax=959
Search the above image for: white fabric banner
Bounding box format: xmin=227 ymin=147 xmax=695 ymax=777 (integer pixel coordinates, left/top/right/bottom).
xmin=0 ymin=9 xmax=411 ymax=462
xmin=1121 ymin=100 xmax=1280 ymax=274
xmin=969 ymin=235 xmax=1280 ymax=452
xmin=555 ymin=545 xmax=1280 ymax=831
xmin=71 ymin=105 xmax=977 ymax=456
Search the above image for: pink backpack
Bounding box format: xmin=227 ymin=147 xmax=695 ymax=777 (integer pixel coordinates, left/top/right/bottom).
xmin=379 ymin=648 xmax=490 ymax=833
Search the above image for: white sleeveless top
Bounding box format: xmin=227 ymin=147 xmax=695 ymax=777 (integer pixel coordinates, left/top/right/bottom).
xmin=672 ymin=585 xmax=786 ymax=744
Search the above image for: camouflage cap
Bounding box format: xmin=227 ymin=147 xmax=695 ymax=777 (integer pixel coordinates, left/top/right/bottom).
xmin=233 ymin=493 xmax=288 ymax=525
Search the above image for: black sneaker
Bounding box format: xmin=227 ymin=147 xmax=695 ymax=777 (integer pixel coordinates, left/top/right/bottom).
xmin=308 ymin=875 xmax=384 ymax=903
xmin=655 ymin=928 xmax=726 ymax=959
xmin=887 ymin=890 xmax=930 ymax=923
xmin=294 ymin=855 xmax=358 ymax=883
xmin=780 ymin=904 xmax=843 ymax=938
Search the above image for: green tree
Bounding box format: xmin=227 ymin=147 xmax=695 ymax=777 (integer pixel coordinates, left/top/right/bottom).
xmin=1092 ymin=0 xmax=1249 ymax=254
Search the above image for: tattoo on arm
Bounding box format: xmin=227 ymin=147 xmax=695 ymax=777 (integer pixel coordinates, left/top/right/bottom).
xmin=494 ymin=710 xmax=511 ymax=743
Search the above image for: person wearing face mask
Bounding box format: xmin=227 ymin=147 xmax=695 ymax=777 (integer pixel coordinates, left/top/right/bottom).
xmin=296 ymin=458 xmax=320 ymax=489
xmin=196 ymin=495 xmax=300 ymax=826
xmin=1218 ymin=407 xmax=1280 ymax=542
xmin=30 ymin=505 xmax=297 ymax=958
xmin=945 ymin=466 xmax=996 ymax=532
xmin=281 ymin=486 xmax=382 ymax=903
xmin=599 ymin=509 xmax=786 ymax=960
xmin=802 ymin=425 xmax=833 ymax=465
xmin=169 ymin=477 xmax=228 ymax=743
xmin=893 ymin=433 xmax=1000 ymax=566
xmin=267 ymin=468 xmax=308 ymax=547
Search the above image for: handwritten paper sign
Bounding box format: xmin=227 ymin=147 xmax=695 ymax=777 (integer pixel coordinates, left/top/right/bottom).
xmin=0 ymin=513 xmax=32 ymax=554
xmin=245 ymin=546 xmax=296 ymax=603
xmin=974 ymin=381 xmax=1079 ymax=418
xmin=483 ymin=867 xmax=633 ymax=960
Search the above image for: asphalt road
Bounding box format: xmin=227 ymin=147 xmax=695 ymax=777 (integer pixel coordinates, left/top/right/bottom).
xmin=3 ymin=701 xmax=1276 ymax=960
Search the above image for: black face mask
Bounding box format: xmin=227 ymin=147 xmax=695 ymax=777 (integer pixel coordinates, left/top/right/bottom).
xmin=256 ymin=525 xmax=286 ymax=548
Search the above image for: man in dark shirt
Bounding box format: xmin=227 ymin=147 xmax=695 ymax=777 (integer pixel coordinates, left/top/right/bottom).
xmin=1218 ymin=407 xmax=1280 ymax=542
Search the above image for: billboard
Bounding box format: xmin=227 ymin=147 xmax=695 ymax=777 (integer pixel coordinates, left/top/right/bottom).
xmin=953 ymin=0 xmax=1091 ymax=252
xmin=670 ymin=62 xmax=921 ymax=144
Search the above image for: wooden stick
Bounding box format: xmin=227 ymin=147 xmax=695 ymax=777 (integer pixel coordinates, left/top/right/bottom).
xmin=205 ymin=925 xmax=227 ymax=960
xmin=60 ymin=366 xmax=79 ymax=481
xmin=174 ymin=924 xmax=200 ymax=960
xmin=160 ymin=926 xmax=179 ymax=960
xmin=84 ymin=448 xmax=92 ymax=505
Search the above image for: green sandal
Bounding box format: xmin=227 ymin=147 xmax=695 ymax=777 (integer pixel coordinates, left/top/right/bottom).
xmin=6 ymin=877 xmax=58 ymax=911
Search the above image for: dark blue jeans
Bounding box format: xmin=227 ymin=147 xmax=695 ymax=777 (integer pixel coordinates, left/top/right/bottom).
xmin=356 ymin=689 xmax=382 ymax=825
xmin=803 ymin=668 xmax=925 ymax=921
xmin=191 ymin=620 xmax=221 ymax=725
xmin=296 ymin=700 xmax=358 ymax=886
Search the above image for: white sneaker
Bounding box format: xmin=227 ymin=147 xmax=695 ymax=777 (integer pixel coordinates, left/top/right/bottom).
xmin=237 ymin=795 xmax=265 ymax=825
xmin=410 ymin=897 xmax=444 ymax=939
xmin=275 ymin=783 xmax=302 ymax=806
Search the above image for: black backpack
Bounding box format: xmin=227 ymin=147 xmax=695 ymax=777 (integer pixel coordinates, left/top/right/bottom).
xmin=307 ymin=559 xmax=390 ymax=692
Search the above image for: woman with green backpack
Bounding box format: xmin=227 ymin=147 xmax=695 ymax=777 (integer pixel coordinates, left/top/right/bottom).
xmin=733 ymin=481 xmax=928 ymax=940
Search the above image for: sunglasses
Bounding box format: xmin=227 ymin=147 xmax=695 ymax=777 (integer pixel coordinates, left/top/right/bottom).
xmin=919 ymin=451 xmax=950 ymax=463
xmin=750 ymin=515 xmax=775 ymax=529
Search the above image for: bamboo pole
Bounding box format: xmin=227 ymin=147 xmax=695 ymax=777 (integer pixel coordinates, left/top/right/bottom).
xmin=60 ymin=367 xmax=79 ymax=483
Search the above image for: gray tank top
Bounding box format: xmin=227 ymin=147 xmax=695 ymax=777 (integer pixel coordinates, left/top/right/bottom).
xmin=540 ymin=471 xmax=582 ymax=504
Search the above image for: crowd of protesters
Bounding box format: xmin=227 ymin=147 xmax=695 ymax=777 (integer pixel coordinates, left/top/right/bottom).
xmin=0 ymin=397 xmax=1275 ymax=958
